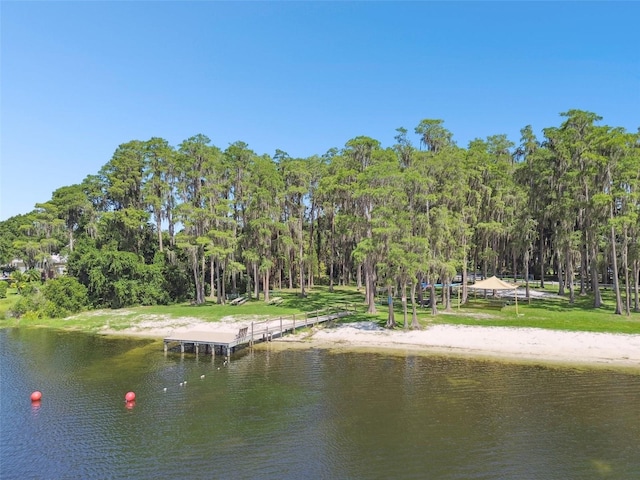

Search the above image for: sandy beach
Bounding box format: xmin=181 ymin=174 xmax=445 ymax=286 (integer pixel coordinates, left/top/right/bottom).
xmin=99 ymin=314 xmax=640 ymax=370
xmin=287 ymin=322 xmax=640 ymax=369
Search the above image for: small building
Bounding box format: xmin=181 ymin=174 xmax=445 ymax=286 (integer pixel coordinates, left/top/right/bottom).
xmin=8 ymin=254 xmax=67 ymax=277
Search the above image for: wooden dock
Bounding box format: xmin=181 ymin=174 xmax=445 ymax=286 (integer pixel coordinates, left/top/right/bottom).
xmin=163 ymin=308 xmax=353 ymax=357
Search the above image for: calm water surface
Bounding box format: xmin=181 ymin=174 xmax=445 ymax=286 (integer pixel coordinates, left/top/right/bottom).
xmin=1 ymin=328 xmax=639 ymax=479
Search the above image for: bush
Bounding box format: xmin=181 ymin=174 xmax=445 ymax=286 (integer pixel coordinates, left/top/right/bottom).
xmin=21 ymin=310 xmax=43 ymax=321
xmin=9 ymin=293 xmax=46 ymax=319
xmin=42 ymin=300 xmax=70 ymax=319
xmin=9 ymin=296 xmax=30 ymax=317
xmin=41 ymin=276 xmax=89 ymax=316
xmin=20 ymin=283 xmax=39 ymax=296
xmin=0 ymin=281 xmax=7 ymax=299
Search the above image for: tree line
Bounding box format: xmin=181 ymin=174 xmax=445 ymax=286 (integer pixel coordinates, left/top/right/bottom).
xmin=1 ymin=109 xmax=638 ymax=325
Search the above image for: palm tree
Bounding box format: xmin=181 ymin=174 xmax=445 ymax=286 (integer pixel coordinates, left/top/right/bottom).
xmin=25 ymin=268 xmax=42 ymax=283
xmin=9 ymin=270 xmax=27 ymax=294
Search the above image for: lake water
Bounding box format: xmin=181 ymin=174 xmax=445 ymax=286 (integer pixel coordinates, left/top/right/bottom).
xmin=1 ymin=328 xmax=639 ymax=479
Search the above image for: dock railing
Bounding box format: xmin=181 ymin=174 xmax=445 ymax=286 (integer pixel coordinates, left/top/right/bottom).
xmin=248 ymin=302 xmax=357 ymax=345
xmin=163 ymin=302 xmax=359 ymax=357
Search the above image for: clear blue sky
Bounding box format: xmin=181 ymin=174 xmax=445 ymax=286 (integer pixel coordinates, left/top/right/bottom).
xmin=1 ymin=1 xmax=638 ymax=220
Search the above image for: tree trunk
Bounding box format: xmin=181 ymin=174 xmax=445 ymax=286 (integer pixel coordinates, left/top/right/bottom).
xmin=288 ymin=249 xmax=294 ymax=289
xmin=221 ymin=259 xmax=227 ymax=304
xmin=191 ymin=249 xmax=204 ymax=304
xmin=556 ymin=248 xmax=565 ymax=296
xmin=589 ymin=233 xmax=602 ymax=307
xmin=264 ymin=270 xmax=270 ymax=303
xmin=365 ymin=260 xmax=377 ymax=314
xmin=444 ymin=278 xmax=452 ymax=312
xmin=566 ymin=249 xmax=575 ymax=304
xmin=580 ymin=230 xmax=588 ymax=295
xmin=430 ymin=283 xmax=438 ymax=315
xmin=299 ymin=243 xmax=306 ymax=298
xmin=200 ymin=253 xmax=206 ymax=302
xmin=253 ymin=263 xmax=259 ymax=299
xmin=156 ymin=211 xmax=163 ymax=253
xmin=622 ymin=226 xmax=631 ymax=316
xmin=610 ymin=213 xmax=622 ymax=315
xmin=461 ymin=251 xmax=468 ymax=304
xmin=167 ymin=207 xmax=175 ymax=247
xmin=386 ymin=285 xmax=395 ymax=328
xmin=329 ymin=214 xmax=335 ymax=293
xmin=232 ymin=259 xmax=237 ymax=294
xmin=401 ymin=283 xmax=408 ymax=330
xmin=329 ymin=257 xmax=334 ymax=293
xmin=215 ymin=258 xmax=222 ymax=304
xmin=246 ymin=269 xmax=252 ymax=299
xmin=633 ymin=259 xmax=639 ymax=312
xmin=210 ymin=258 xmax=215 ymax=300
xmin=524 ymin=249 xmax=531 ymax=301
xmin=410 ymin=282 xmax=419 ymax=329
xmin=308 ymin=201 xmax=315 ymax=288
xmin=539 ymin=228 xmax=545 ymax=289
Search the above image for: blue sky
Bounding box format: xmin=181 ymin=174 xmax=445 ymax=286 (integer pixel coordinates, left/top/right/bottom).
xmin=1 ymin=1 xmax=638 ymax=220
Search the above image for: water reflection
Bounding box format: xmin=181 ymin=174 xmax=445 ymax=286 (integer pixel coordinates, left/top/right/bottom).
xmin=1 ymin=328 xmax=639 ymax=479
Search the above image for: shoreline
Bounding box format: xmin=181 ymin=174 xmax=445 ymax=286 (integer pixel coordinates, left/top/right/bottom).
xmin=267 ymin=324 xmax=640 ymax=371
xmin=92 ymin=317 xmax=640 ymax=371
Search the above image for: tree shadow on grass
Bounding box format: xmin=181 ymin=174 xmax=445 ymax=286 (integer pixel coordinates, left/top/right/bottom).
xmin=524 ymin=292 xmax=619 ymax=314
xmin=282 ymin=287 xmax=365 ymax=312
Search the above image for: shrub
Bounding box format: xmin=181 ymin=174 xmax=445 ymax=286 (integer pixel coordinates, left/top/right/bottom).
xmin=42 ymin=300 xmax=70 ymax=319
xmin=9 ymin=293 xmax=46 ymax=318
xmin=0 ymin=281 xmax=7 ymax=299
xmin=20 ymin=283 xmax=39 ymax=296
xmin=41 ymin=276 xmax=89 ymax=316
xmin=21 ymin=310 xmax=43 ymax=320
xmin=9 ymin=296 xmax=30 ymax=317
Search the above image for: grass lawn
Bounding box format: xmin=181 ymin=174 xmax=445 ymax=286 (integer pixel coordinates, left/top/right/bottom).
xmin=0 ymin=284 xmax=638 ymax=335
xmin=0 ymin=290 xmax=19 ymax=320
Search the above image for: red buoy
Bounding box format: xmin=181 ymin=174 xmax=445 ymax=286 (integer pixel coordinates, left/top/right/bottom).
xmin=31 ymin=391 xmax=42 ymax=402
xmin=125 ymin=391 xmax=136 ymax=402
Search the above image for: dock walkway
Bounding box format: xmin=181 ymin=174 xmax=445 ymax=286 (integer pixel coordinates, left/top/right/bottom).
xmin=163 ymin=307 xmax=353 ymax=357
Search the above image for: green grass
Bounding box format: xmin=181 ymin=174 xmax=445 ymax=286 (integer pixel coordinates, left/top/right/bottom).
xmin=425 ymin=288 xmax=640 ymax=334
xmin=0 ymin=284 xmax=638 ymax=335
xmin=0 ymin=289 xmax=19 ymax=319
xmin=354 ymin=286 xmax=640 ymax=335
xmin=0 ymin=286 xmax=365 ymax=333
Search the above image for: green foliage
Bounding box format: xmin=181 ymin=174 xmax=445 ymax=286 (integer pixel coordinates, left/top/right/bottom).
xmin=0 ymin=288 xmax=18 ymax=319
xmin=67 ymin=243 xmax=184 ymax=308
xmin=159 ymin=258 xmax=192 ymax=303
xmin=9 ymin=270 xmax=27 ymax=293
xmin=1 ymin=115 xmax=638 ymax=320
xmin=25 ymin=268 xmax=41 ymax=283
xmin=0 ymin=215 xmax=26 ymax=264
xmin=8 ymin=290 xmax=47 ymax=319
xmin=415 ymin=118 xmax=454 ymax=153
xmin=20 ymin=283 xmax=38 ymax=296
xmin=0 ymin=282 xmax=7 ymax=299
xmin=41 ymin=276 xmax=89 ymax=317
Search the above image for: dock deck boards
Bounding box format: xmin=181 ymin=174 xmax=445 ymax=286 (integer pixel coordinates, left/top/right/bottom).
xmin=163 ymin=309 xmax=352 ymax=356
xmin=164 ymin=331 xmax=239 ymax=344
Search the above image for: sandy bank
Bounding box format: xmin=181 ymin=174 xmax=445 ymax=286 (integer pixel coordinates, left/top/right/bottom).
xmin=276 ymin=322 xmax=640 ymax=369
xmin=98 ymin=316 xmax=640 ymax=370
